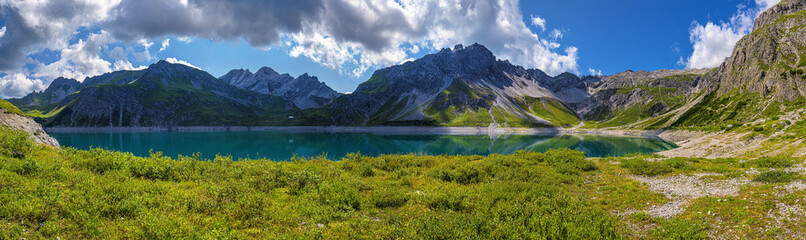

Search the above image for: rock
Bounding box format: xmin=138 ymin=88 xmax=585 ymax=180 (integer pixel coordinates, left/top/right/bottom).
xmin=0 ymin=110 xmax=59 ymax=147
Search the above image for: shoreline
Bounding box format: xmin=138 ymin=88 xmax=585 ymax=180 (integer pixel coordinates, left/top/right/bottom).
xmin=44 ymin=126 xmax=670 ymax=139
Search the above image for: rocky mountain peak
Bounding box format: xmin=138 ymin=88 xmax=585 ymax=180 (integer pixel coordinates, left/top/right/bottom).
xmin=713 ymin=0 xmax=806 ymax=100
xmin=256 ymin=66 xmax=280 ymax=76
xmin=448 ymin=43 xmax=496 ymax=63
xmin=219 ymin=66 xmax=339 ymax=109
xmin=753 ymin=0 xmax=806 ymax=30
xmin=143 ymin=60 xmax=208 ymax=82
xmin=47 ymin=77 xmax=80 ymax=90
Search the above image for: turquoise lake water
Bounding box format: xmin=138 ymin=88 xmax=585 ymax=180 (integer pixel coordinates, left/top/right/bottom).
xmin=48 ymin=131 xmax=677 ymax=160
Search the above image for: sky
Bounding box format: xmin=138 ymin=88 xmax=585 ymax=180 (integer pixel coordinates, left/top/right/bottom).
xmin=0 ymin=0 xmax=781 ymax=98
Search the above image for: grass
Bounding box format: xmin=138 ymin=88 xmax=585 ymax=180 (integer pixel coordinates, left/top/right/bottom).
xmin=753 ymin=170 xmax=800 ymax=183
xmin=0 ymin=99 xmax=25 ymax=116
xmin=2 ymin=127 xmax=806 ymax=238
xmin=523 ymin=97 xmax=580 ymax=127
xmin=0 ymin=128 xmax=626 ymax=239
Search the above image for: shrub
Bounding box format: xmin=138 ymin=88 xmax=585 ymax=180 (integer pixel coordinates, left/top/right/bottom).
xmin=753 ymin=170 xmax=800 ymax=183
xmin=426 ymin=190 xmax=472 ymax=212
xmin=663 ymin=158 xmax=690 ymax=169
xmin=743 ymin=156 xmax=796 ymax=168
xmin=543 ymin=149 xmax=597 ymax=174
xmin=288 ymin=170 xmax=321 ymax=195
xmin=369 ymin=186 xmax=409 ymax=208
xmin=432 ymin=160 xmax=490 ymax=184
xmin=0 ymin=127 xmax=33 ymax=159
xmin=621 ymin=158 xmax=672 ymax=176
xmin=318 ymin=179 xmax=361 ymax=211
xmin=652 ymin=219 xmax=708 ymax=240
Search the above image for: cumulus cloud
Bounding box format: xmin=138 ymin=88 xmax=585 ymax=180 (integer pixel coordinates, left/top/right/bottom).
xmin=0 ymin=0 xmax=120 ymax=71
xmin=165 ymin=57 xmax=200 ymax=69
xmin=588 ymin=68 xmax=602 ymax=76
xmin=32 ymin=31 xmax=115 ymax=81
xmin=531 ymin=15 xmax=546 ymax=31
xmin=683 ymin=0 xmax=781 ymax=69
xmin=0 ymin=0 xmax=582 ymax=97
xmin=0 ymin=73 xmax=46 ymax=98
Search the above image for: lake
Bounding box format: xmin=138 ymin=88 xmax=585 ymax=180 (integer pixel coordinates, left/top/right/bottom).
xmin=48 ymin=131 xmax=677 ymax=160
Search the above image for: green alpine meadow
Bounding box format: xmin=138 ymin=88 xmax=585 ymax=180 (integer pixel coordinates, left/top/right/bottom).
xmin=2 ymin=0 xmax=806 ymax=239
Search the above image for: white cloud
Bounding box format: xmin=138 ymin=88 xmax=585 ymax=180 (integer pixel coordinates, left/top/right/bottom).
xmin=550 ymin=29 xmax=563 ymax=40
xmin=0 ymin=26 xmax=5 ymax=38
xmin=530 ymin=15 xmax=546 ymax=31
xmin=0 ymin=0 xmax=122 ymax=71
xmin=588 ymin=68 xmax=602 ymax=76
xmin=756 ymin=0 xmax=781 ymax=11
xmin=165 ymin=57 xmax=201 ymax=69
xmin=683 ymin=0 xmax=781 ymax=69
xmin=0 ymin=73 xmax=46 ymax=98
xmin=0 ymin=0 xmax=582 ymax=97
xmin=28 ymin=31 xmax=152 ymax=83
xmin=32 ymin=31 xmax=116 ymax=81
xmin=175 ymin=36 xmax=193 ymax=43
xmin=287 ymin=0 xmax=579 ymax=76
xmin=159 ymin=39 xmax=170 ymax=52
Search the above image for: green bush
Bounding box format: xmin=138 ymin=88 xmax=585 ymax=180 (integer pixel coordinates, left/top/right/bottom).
xmin=753 ymin=170 xmax=800 ymax=183
xmin=318 ymin=179 xmax=361 ymax=211
xmin=621 ymin=158 xmax=673 ymax=176
xmin=369 ymin=186 xmax=409 ymax=208
xmin=0 ymin=127 xmax=33 ymax=159
xmin=432 ymin=162 xmax=489 ymax=184
xmin=662 ymin=157 xmax=691 ymax=170
xmin=743 ymin=156 xmax=796 ymax=168
xmin=542 ymin=149 xmax=598 ymax=174
xmin=426 ymin=189 xmax=473 ymax=212
xmin=652 ymin=219 xmax=708 ymax=239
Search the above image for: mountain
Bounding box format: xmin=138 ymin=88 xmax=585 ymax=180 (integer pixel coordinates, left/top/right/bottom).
xmin=219 ymin=67 xmax=340 ymax=109
xmin=714 ymin=0 xmax=806 ymax=100
xmin=575 ymin=69 xmax=711 ymax=129
xmin=32 ymin=60 xmax=293 ymax=127
xmin=7 ymin=77 xmax=81 ymax=114
xmin=320 ymin=43 xmax=588 ymax=127
xmin=8 ymin=1 xmax=805 ymax=131
xmin=577 ymin=0 xmax=806 ymax=132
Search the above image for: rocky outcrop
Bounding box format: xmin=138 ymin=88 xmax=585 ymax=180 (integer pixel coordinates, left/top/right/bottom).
xmin=714 ymin=0 xmax=806 ymax=100
xmin=0 ymin=106 xmax=59 ymax=147
xmin=220 ymin=67 xmax=340 ymax=109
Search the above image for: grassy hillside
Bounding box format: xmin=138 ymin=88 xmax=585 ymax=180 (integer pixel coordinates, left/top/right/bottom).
xmin=1 ymin=128 xmax=805 ymax=238
xmin=0 ymin=99 xmax=25 ymax=116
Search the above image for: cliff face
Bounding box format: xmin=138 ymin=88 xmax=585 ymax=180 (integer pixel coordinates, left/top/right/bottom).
xmin=0 ymin=99 xmax=58 ymax=147
xmin=714 ymin=0 xmax=806 ymax=100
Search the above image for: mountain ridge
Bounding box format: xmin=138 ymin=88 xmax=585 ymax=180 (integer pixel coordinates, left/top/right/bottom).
xmin=5 ymin=0 xmax=806 ymax=132
xmin=219 ymin=67 xmax=340 ymax=109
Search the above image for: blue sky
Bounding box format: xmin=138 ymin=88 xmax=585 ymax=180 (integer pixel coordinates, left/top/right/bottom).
xmin=0 ymin=0 xmax=779 ymax=97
